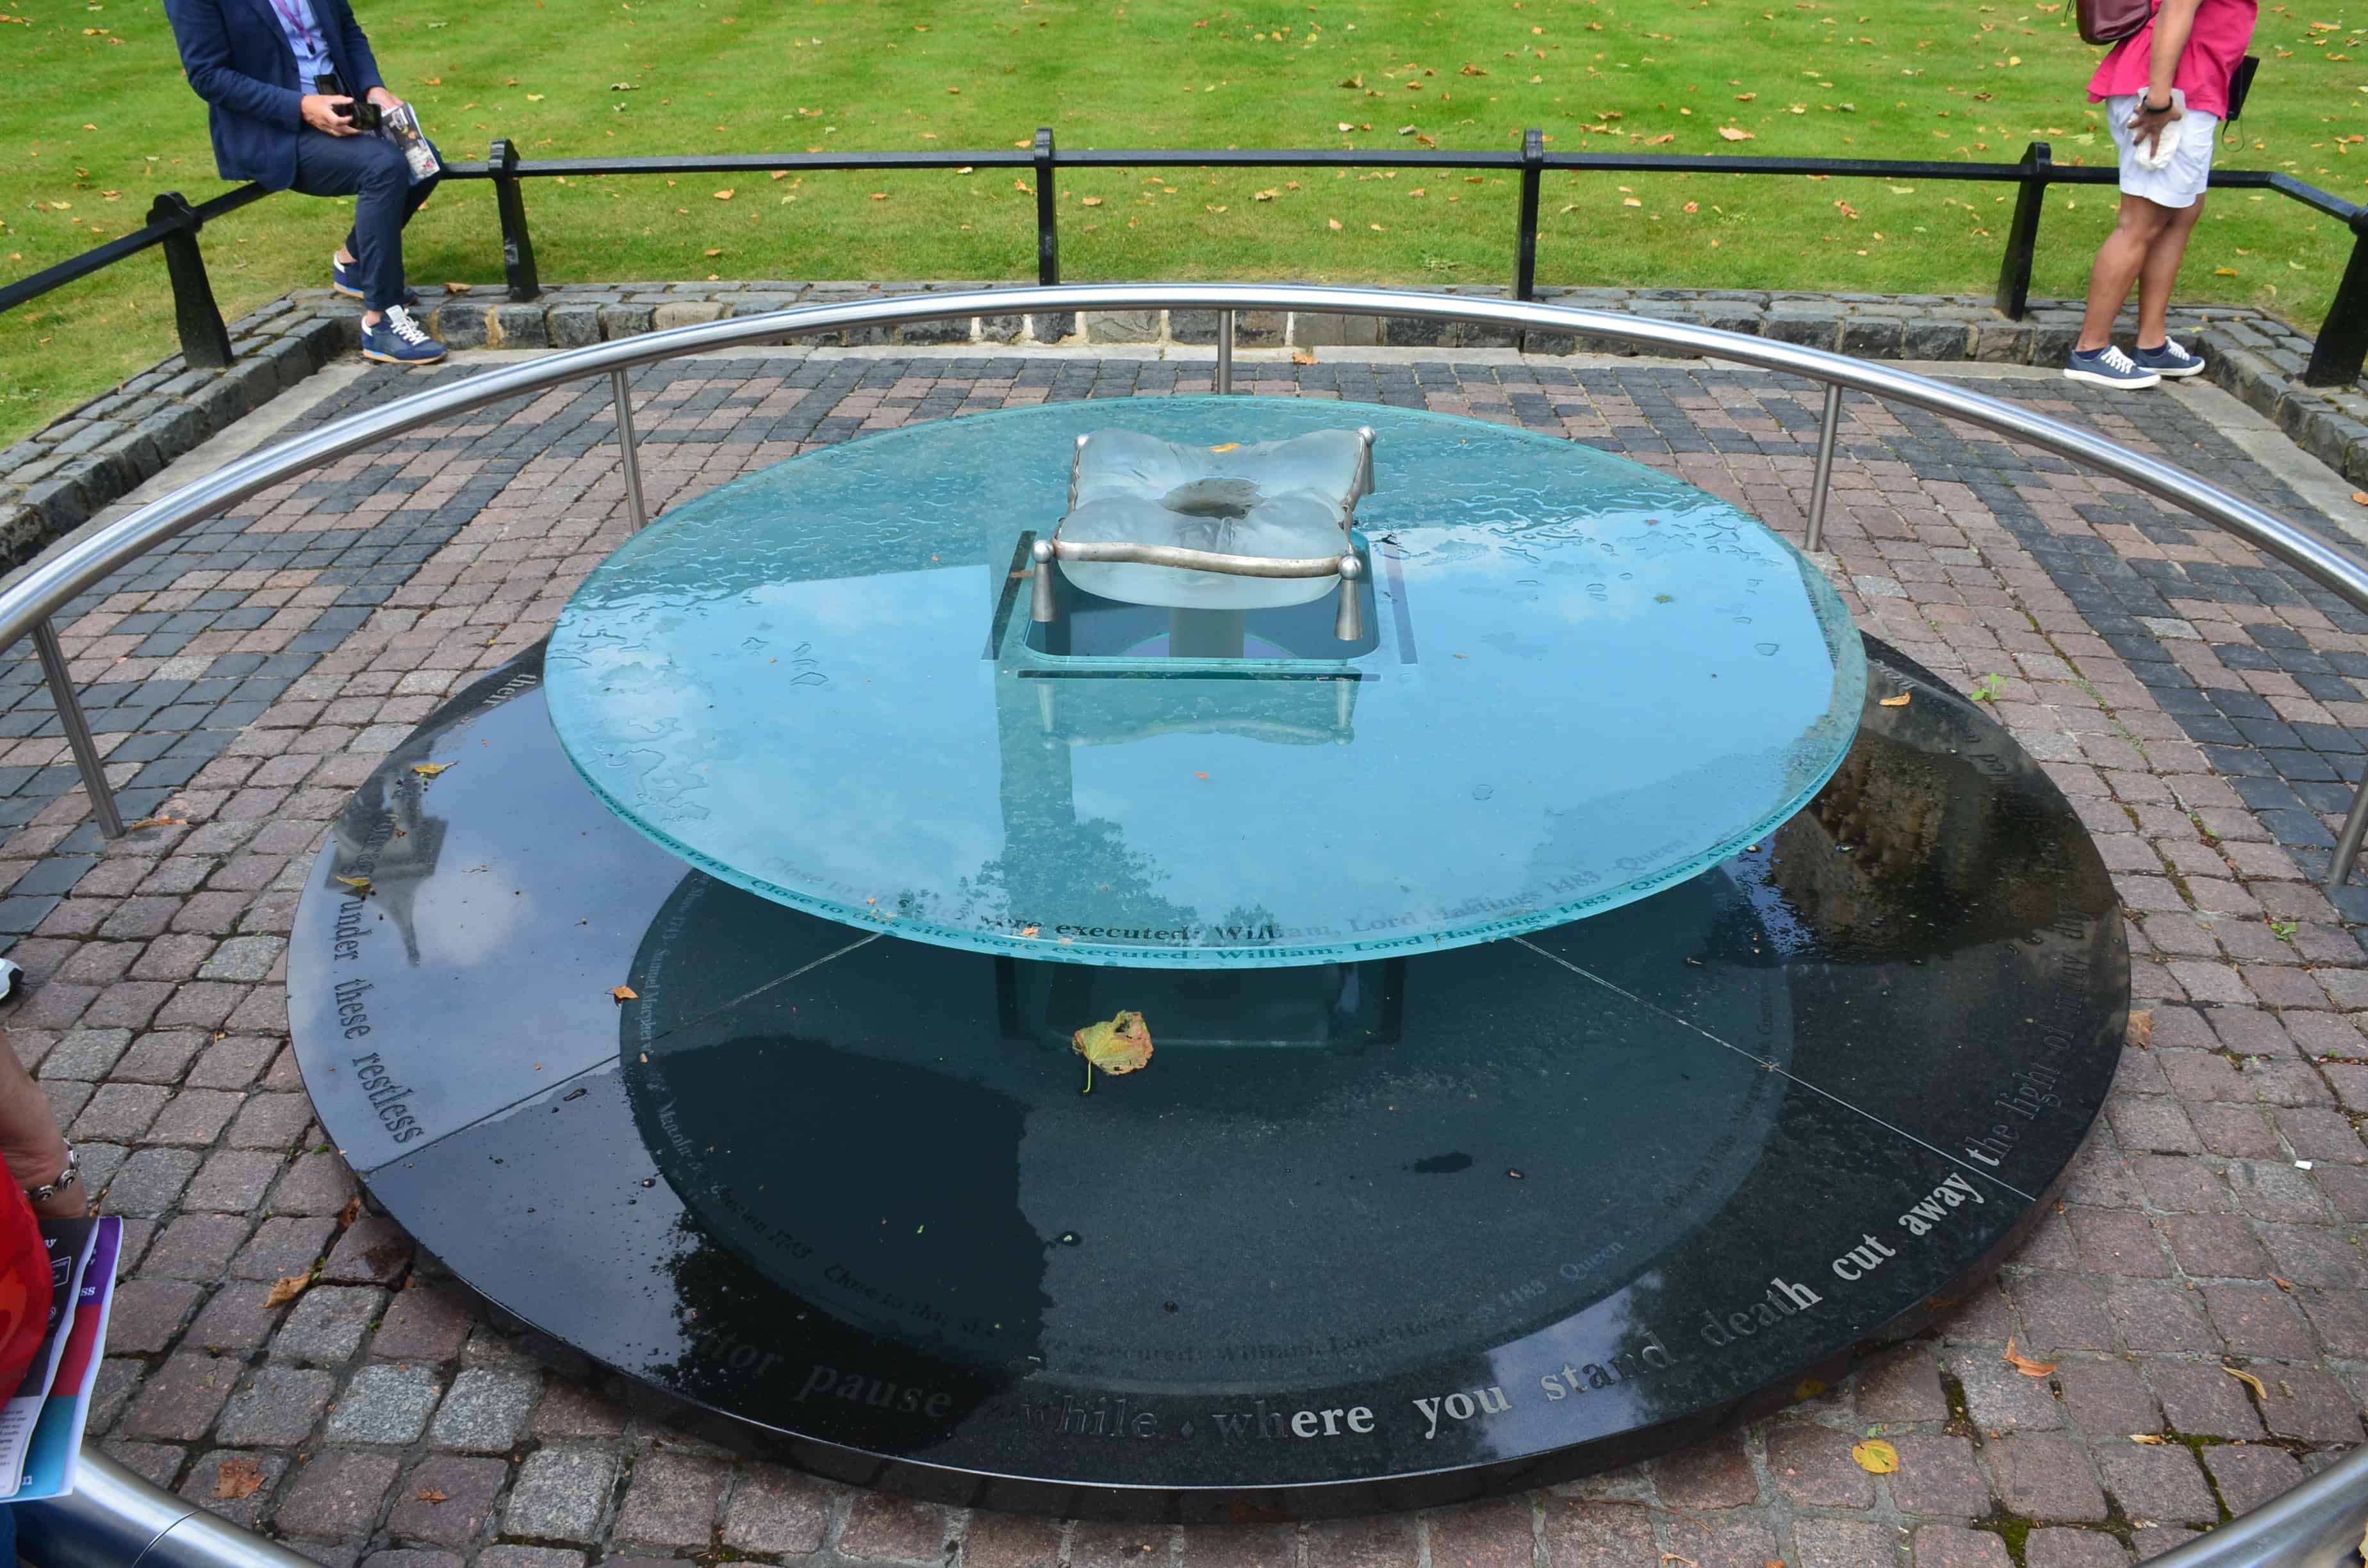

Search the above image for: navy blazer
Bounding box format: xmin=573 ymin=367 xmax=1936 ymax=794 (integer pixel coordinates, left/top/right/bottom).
xmin=163 ymin=0 xmax=385 ymax=190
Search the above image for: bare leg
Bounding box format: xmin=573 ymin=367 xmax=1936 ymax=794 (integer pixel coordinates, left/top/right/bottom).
xmin=2135 ymin=194 xmax=2206 ymax=350
xmin=2076 ymin=195 xmax=2175 ymax=352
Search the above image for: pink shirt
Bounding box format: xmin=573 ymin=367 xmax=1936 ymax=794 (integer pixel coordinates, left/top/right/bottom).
xmin=2089 ymin=0 xmax=2258 ymax=119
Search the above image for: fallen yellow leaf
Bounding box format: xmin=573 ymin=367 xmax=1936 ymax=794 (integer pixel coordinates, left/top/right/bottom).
xmin=1328 ymin=218 xmax=1344 ymax=230
xmin=1080 ymin=195 xmax=1103 ymax=206
xmin=415 ymin=1487 xmax=449 ymax=1504
xmin=1879 ymin=692 xmax=1911 ymax=708
xmin=410 ymin=762 xmax=452 ymax=778
xmin=2351 ymin=491 xmax=2368 ymax=507
xmin=264 ymin=1273 xmax=311 ymax=1308
xmin=1718 ymin=126 xmax=1756 ymax=140
xmin=445 ymin=281 xmax=475 ymax=295
xmin=611 ymin=984 xmax=639 ymax=1002
xmin=713 ymin=188 xmax=734 ymax=200
xmin=1074 ymin=1010 xmax=1154 ymax=1077
xmin=2130 ymin=1433 xmax=2169 ymax=1444
xmin=1293 ymin=350 xmax=1319 ymax=365
xmin=1851 ymin=1439 xmax=1899 ymax=1473
xmin=525 ymin=93 xmax=545 ymax=101
xmin=1209 ymin=443 xmax=1242 ymax=452
xmin=2127 ymin=1009 xmax=2153 ymax=1049
xmin=334 ymin=874 xmax=372 ymax=894
xmin=2224 ymin=1365 xmax=2268 ymax=1400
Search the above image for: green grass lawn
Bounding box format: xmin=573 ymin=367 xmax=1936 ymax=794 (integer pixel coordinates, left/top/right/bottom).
xmin=3 ymin=0 xmax=2362 ymax=444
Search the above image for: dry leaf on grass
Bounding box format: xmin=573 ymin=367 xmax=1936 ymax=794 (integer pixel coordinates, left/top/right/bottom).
xmin=2126 ymin=1009 xmax=2153 ymax=1049
xmin=2224 ymin=1365 xmax=2268 ymax=1400
xmin=2004 ymin=1335 xmax=2058 ymax=1377
xmin=1718 ymin=126 xmax=1755 ymax=140
xmin=1850 ymin=1439 xmax=1898 ymax=1473
xmin=1878 ymin=692 xmax=1911 ymax=708
xmin=215 ymin=1457 xmax=268 ymax=1499
xmin=611 ymin=984 xmax=639 ymax=1002
xmin=264 ymin=1273 xmax=311 ymax=1308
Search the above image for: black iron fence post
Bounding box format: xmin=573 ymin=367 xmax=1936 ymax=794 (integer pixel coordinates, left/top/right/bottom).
xmin=1993 ymin=140 xmax=2054 ymax=320
xmin=490 ymin=138 xmax=541 ymax=302
xmin=2303 ymin=211 xmax=2368 ymax=388
xmin=1515 ymin=129 xmax=1545 ymax=302
xmin=1033 ymin=127 xmax=1060 ymax=286
xmin=147 ymin=192 xmax=233 ymax=370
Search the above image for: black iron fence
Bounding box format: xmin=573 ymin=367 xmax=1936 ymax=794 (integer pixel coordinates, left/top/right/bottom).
xmin=3 ymin=127 xmax=2363 ymax=386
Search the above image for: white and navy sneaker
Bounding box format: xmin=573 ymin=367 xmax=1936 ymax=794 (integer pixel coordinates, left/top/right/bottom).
xmin=2130 ymin=337 xmax=2205 ymax=378
xmin=2064 ymin=344 xmax=2161 ymax=390
xmin=361 ymin=304 xmax=447 ymax=365
xmin=331 ymin=253 xmax=418 ymax=306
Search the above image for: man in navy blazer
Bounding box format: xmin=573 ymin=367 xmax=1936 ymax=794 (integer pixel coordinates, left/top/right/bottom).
xmin=164 ymin=0 xmax=447 ymax=362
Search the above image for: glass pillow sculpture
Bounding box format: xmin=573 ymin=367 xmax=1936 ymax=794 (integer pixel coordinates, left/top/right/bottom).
xmin=1055 ymin=428 xmax=1375 ymax=610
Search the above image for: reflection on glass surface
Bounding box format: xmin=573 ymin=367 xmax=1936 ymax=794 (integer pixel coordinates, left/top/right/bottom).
xmin=545 ymin=397 xmax=1869 ymax=968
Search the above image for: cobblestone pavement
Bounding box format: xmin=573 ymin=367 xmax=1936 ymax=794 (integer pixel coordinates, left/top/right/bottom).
xmin=4 ymin=346 xmax=2368 ymax=1568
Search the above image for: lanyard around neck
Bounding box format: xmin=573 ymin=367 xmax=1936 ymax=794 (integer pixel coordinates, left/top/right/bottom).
xmin=267 ymin=0 xmax=324 ymax=56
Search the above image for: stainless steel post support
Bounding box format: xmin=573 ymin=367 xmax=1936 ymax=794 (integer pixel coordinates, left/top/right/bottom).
xmin=1334 ymin=554 xmax=1365 ymax=642
xmin=1030 ymin=539 xmax=1059 ymax=623
xmin=1805 ymin=382 xmax=1842 ymax=555
xmin=2328 ymin=777 xmax=2368 ymax=892
xmin=1217 ymin=310 xmax=1235 ymax=395
xmin=31 ymin=618 xmax=122 ymax=839
xmin=611 ymin=369 xmax=648 ymax=532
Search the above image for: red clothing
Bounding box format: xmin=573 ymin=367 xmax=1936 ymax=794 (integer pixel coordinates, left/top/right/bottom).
xmin=2089 ymin=0 xmax=2258 ymax=118
xmin=0 ymin=1172 xmax=49 ymax=1398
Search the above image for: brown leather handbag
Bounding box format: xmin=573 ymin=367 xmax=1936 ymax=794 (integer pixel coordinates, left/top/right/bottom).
xmin=2077 ymin=0 xmax=2154 ymax=45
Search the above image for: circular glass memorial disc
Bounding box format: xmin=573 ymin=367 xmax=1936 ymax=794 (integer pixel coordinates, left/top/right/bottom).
xmin=547 ymin=399 xmax=1866 ymax=967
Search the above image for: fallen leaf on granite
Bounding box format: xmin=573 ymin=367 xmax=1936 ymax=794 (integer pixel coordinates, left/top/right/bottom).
xmin=1878 ymin=692 xmax=1911 ymax=707
xmin=1850 ymin=1439 xmax=1899 ymax=1473
xmin=2130 ymin=1433 xmax=2168 ymax=1444
xmin=1293 ymin=350 xmax=1319 ymax=365
xmin=340 ymin=1195 xmax=363 ymax=1227
xmin=2004 ymin=1335 xmax=2057 ymax=1377
xmin=2272 ymin=1275 xmax=2296 ymax=1291
xmin=124 ymin=815 xmax=189 ymax=830
xmin=612 ymin=984 xmax=639 ymax=1002
xmin=415 ymin=1487 xmax=448 ymax=1505
xmin=1074 ymin=1010 xmax=1154 ymax=1076
xmin=2126 ymin=1009 xmax=2153 ymax=1049
xmin=264 ymin=1273 xmax=311 ymax=1308
xmin=2353 ymin=491 xmax=2368 ymax=505
xmin=409 ymin=762 xmax=452 ymax=778
xmin=2224 ymin=1365 xmax=2268 ymax=1400
xmin=215 ymin=1457 xmax=268 ymax=1499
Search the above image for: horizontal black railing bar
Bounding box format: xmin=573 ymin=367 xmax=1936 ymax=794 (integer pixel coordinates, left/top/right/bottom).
xmin=0 ymin=183 xmax=267 ymax=318
xmin=1 ymin=129 xmax=2360 ymax=395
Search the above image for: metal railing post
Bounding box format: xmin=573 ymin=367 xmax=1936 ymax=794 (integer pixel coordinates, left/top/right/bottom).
xmin=2302 ymin=211 xmax=2368 ymax=388
xmin=1515 ymin=129 xmax=1545 ymax=302
xmin=2329 ymin=778 xmax=2368 ymax=891
xmin=1994 ymin=141 xmax=2053 ymax=320
xmin=1805 ymin=382 xmax=1842 ymax=555
xmin=31 ymin=618 xmax=123 ymax=838
xmin=610 ymin=369 xmax=648 ymax=531
xmin=147 ymin=192 xmax=233 ymax=371
xmin=1217 ymin=309 xmax=1235 ymax=395
xmin=1033 ymin=127 xmax=1060 ymax=287
xmin=490 ymin=138 xmax=541 ymax=302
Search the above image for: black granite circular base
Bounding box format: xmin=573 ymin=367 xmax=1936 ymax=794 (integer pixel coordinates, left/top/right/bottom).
xmin=288 ymin=637 xmax=2126 ymax=1519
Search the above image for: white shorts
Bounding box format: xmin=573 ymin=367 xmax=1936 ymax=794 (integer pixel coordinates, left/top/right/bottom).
xmin=2104 ymin=93 xmax=2220 ymax=208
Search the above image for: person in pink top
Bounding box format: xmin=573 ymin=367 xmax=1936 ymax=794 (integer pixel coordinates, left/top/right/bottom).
xmin=2066 ymin=0 xmax=2258 ymax=389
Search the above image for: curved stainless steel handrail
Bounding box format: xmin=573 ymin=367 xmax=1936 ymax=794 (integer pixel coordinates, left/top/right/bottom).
xmin=1 ymin=282 xmax=2362 ymax=1564
xmin=16 ymin=284 xmax=2368 ymax=878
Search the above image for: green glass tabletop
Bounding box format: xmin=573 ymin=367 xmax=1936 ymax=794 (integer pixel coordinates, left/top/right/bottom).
xmin=545 ymin=397 xmax=1866 ymax=968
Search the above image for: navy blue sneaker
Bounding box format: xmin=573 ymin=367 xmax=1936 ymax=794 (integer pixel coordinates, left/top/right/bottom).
xmin=2064 ymin=344 xmax=2161 ymax=389
xmin=361 ymin=305 xmax=447 ymax=365
xmin=332 ymin=253 xmax=418 ymax=307
xmin=2130 ymin=336 xmax=2205 ymax=379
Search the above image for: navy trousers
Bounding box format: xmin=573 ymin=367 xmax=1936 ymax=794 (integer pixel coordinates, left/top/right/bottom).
xmin=291 ymin=127 xmax=439 ymax=313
